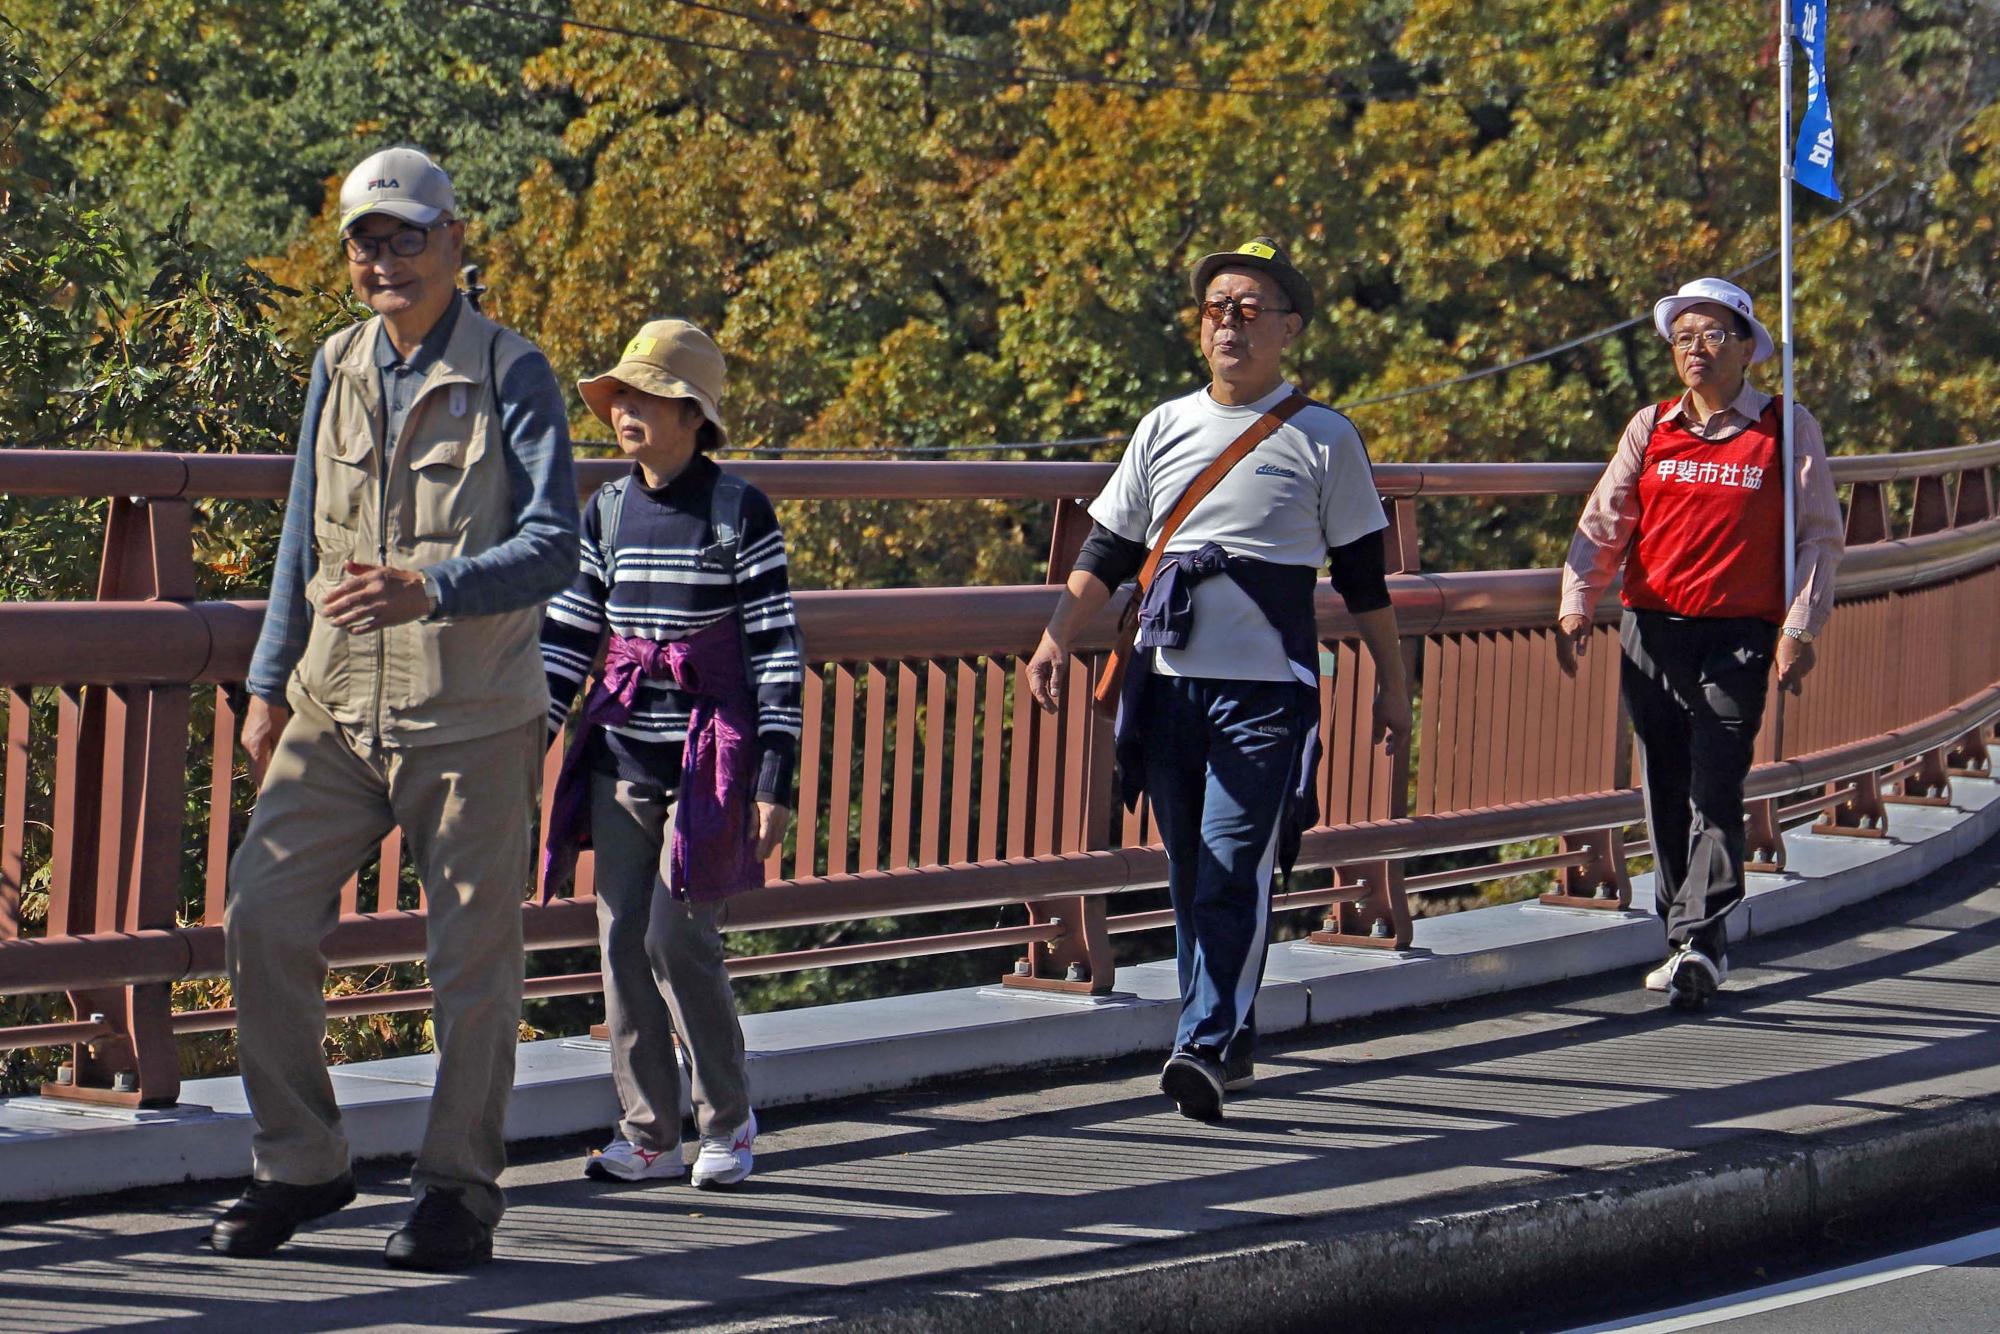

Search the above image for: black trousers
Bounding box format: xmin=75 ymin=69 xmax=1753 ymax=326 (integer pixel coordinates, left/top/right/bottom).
xmin=1619 ymin=609 xmax=1779 ymax=958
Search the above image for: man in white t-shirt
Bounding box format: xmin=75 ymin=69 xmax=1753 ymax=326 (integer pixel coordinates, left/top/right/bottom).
xmin=1028 ymin=237 xmax=1411 ymax=1121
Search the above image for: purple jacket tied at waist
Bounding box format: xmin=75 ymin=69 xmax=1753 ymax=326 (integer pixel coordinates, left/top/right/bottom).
xmin=543 ymin=620 xmax=765 ymax=902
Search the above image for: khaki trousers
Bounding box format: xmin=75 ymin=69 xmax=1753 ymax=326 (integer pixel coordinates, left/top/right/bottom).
xmin=225 ymin=691 xmax=539 ymax=1226
xmin=590 ymin=772 xmax=751 ymax=1149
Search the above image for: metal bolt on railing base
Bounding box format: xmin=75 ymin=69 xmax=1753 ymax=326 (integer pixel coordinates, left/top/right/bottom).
xmin=111 ymin=1072 xmax=137 ymax=1093
xmin=54 ymin=1064 xmax=73 ymax=1085
xmin=1064 ymin=962 xmax=1088 ymax=983
xmin=1369 ymin=919 xmax=1392 ymax=939
xmin=1013 ymin=958 xmax=1031 ymax=977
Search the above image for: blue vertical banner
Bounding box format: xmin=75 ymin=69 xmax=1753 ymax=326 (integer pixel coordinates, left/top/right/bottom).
xmin=1791 ymin=0 xmax=1841 ymax=200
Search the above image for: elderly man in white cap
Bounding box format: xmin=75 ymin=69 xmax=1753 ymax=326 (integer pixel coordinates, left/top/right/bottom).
xmin=211 ymin=146 xmax=578 ymax=1269
xmin=1555 ymin=277 xmax=1843 ymax=1010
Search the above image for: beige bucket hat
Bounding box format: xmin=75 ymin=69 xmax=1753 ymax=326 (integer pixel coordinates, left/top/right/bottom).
xmin=578 ymin=319 xmax=728 ymax=445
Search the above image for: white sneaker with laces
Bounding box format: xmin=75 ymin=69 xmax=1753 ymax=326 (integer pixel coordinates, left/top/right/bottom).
xmin=1666 ymin=946 xmax=1727 ymax=1010
xmin=692 ymin=1111 xmax=757 ymax=1190
xmin=584 ymin=1139 xmax=685 ymax=1182
xmin=1646 ymin=945 xmax=1728 ymax=992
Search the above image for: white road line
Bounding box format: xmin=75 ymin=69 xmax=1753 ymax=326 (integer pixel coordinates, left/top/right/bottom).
xmin=1554 ymin=1224 xmax=2000 ymax=1333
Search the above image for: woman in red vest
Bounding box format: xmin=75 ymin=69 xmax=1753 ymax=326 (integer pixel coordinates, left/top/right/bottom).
xmin=1555 ymin=277 xmax=1843 ymax=1010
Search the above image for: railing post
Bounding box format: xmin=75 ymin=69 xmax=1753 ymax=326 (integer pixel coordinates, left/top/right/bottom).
xmin=1310 ymin=643 xmax=1417 ymax=950
xmin=1885 ymin=747 xmax=1953 ymax=806
xmin=1951 ymin=468 xmax=1993 ymax=527
xmin=1947 ymin=726 xmax=1993 ymax=778
xmin=1844 ymin=481 xmax=1890 ymax=546
xmin=1044 ymin=496 xmax=1093 ymax=584
xmin=1910 ymin=475 xmax=1951 ymax=537
xmin=42 ymin=497 xmax=193 ymax=1109
xmin=1813 ymin=772 xmax=1890 ymax=838
xmin=1745 ymin=799 xmax=1787 ymax=872
xmin=1539 ymin=828 xmax=1632 ymax=909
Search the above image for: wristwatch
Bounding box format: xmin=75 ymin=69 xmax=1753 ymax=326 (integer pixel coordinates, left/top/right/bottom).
xmin=419 ymin=570 xmax=444 ymax=621
xmin=1783 ymin=627 xmax=1814 ymax=644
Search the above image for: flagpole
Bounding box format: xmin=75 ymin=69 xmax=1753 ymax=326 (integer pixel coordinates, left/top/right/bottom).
xmin=1778 ymin=0 xmax=1798 ymax=638
xmin=1776 ymin=0 xmax=1798 ymax=760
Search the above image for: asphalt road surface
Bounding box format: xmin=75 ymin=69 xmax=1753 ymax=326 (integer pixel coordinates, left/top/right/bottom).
xmin=1538 ymin=1205 xmax=2000 ymax=1332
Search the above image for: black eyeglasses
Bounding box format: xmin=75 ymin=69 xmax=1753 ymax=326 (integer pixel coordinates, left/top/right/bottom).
xmin=1199 ymin=295 xmax=1292 ymax=325
xmin=342 ymin=222 xmax=448 ymax=263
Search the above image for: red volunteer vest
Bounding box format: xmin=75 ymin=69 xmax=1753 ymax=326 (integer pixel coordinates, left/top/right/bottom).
xmin=1622 ymin=396 xmax=1787 ymax=624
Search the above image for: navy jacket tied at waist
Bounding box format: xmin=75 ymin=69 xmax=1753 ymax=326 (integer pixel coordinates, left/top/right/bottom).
xmin=1112 ymin=544 xmax=1326 ymax=878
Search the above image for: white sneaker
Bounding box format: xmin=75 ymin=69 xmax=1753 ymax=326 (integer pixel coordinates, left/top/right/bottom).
xmin=584 ymin=1139 xmax=685 ymax=1182
xmin=691 ymin=1111 xmax=757 ymax=1190
xmin=1666 ymin=947 xmax=1727 ymax=1011
xmin=1645 ymin=945 xmax=1728 ymax=992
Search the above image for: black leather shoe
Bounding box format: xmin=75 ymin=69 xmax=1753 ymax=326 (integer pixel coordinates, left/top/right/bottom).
xmin=208 ymin=1172 xmax=357 ymax=1257
xmin=382 ymin=1188 xmax=493 ymax=1272
xmin=1222 ymin=1049 xmax=1255 ymax=1091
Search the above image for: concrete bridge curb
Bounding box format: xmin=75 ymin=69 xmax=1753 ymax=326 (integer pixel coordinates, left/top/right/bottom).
xmin=2 ymin=778 xmax=1996 ymax=1207
xmin=793 ymin=1098 xmax=2000 ymax=1334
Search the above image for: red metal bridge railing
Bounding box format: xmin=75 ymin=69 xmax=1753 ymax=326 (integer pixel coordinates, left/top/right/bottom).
xmin=1 ymin=443 xmax=1996 ymax=1106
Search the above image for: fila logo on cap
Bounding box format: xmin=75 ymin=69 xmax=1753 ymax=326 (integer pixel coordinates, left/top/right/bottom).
xmin=368 ymin=178 xmax=401 ymax=191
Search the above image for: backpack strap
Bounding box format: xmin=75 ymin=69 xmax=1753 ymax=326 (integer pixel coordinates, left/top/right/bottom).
xmin=708 ymin=470 xmax=757 ymax=701
xmin=595 ymin=475 xmax=631 ymax=583
xmin=707 ymin=471 xmax=748 ymax=565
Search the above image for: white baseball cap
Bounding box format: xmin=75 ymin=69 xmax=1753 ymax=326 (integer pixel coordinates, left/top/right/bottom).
xmin=1652 ymin=277 xmax=1776 ymax=364
xmin=338 ymin=147 xmax=458 ymax=233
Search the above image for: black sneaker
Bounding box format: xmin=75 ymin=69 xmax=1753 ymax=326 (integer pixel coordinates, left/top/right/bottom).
xmin=1160 ymin=1048 xmax=1226 ymax=1122
xmin=1223 ymin=1050 xmax=1255 ymax=1092
xmin=208 ymin=1172 xmax=357 ymax=1257
xmin=382 ymin=1188 xmax=493 ymax=1272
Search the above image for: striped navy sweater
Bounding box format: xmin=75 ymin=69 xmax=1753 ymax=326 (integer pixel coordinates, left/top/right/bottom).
xmin=540 ymin=455 xmax=805 ymax=804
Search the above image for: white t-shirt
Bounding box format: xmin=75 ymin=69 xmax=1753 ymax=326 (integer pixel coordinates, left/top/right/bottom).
xmin=1087 ymin=381 xmax=1387 ymax=684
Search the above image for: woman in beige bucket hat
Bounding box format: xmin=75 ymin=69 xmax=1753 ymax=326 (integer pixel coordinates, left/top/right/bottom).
xmin=541 ymin=319 xmax=806 ymax=1189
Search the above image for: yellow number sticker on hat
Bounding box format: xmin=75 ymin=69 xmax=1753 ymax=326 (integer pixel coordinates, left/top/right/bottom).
xmin=623 ymin=335 xmax=657 ymax=359
xmin=1239 ymin=241 xmax=1277 ymax=259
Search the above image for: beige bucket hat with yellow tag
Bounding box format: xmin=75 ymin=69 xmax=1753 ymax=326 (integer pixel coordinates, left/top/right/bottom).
xmin=578 ymin=319 xmax=728 ymax=445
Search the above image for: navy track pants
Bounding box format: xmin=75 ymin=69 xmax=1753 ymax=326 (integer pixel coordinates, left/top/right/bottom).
xmin=1140 ymin=676 xmax=1305 ymax=1060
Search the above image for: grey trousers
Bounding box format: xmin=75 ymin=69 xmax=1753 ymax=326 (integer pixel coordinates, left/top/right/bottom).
xmin=226 ymin=692 xmax=539 ymax=1227
xmin=590 ymin=771 xmax=752 ymax=1149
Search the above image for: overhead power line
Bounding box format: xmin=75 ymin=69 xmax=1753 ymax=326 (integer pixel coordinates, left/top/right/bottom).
xmin=460 ymin=0 xmax=1705 ymax=105
xmin=642 ymin=0 xmax=1618 ymax=95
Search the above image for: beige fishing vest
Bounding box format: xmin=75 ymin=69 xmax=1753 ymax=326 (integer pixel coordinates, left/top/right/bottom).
xmin=289 ymin=306 xmax=550 ymax=747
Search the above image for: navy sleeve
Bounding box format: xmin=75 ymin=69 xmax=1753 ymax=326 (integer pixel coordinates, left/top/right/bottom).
xmin=539 ymin=489 xmax=609 ymax=741
xmin=1327 ymin=530 xmax=1391 ymax=614
xmin=1073 ymin=521 xmax=1147 ymax=592
xmin=244 ymin=352 xmax=329 ymax=705
xmin=424 ymin=348 xmax=580 ymax=617
xmin=734 ymin=485 xmax=805 ymax=806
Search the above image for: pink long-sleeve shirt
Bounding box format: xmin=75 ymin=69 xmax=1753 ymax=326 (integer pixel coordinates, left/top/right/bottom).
xmin=1558 ymin=383 xmax=1844 ymax=636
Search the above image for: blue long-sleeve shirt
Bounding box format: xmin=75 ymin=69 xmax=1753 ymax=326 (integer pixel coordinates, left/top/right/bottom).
xmin=246 ymin=303 xmax=580 ymax=704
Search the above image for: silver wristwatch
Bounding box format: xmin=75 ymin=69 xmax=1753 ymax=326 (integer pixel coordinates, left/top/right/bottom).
xmin=420 ymin=570 xmax=444 ymax=621
xmin=1783 ymin=626 xmax=1814 ymax=645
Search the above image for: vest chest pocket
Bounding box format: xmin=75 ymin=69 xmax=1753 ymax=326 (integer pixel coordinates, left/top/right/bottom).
xmin=315 ymin=429 xmax=375 ymax=532
xmin=407 ymin=419 xmax=491 ymax=543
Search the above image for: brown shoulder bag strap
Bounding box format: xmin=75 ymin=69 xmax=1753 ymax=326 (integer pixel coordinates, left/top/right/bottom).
xmin=1090 ymin=390 xmax=1309 ymax=715
xmin=1133 ymin=390 xmax=1310 ymax=597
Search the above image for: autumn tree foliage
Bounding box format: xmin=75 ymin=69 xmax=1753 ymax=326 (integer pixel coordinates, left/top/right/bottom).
xmin=15 ymin=4 xmax=2000 ymax=492
xmin=4 ymin=1 xmax=2000 ymax=1071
